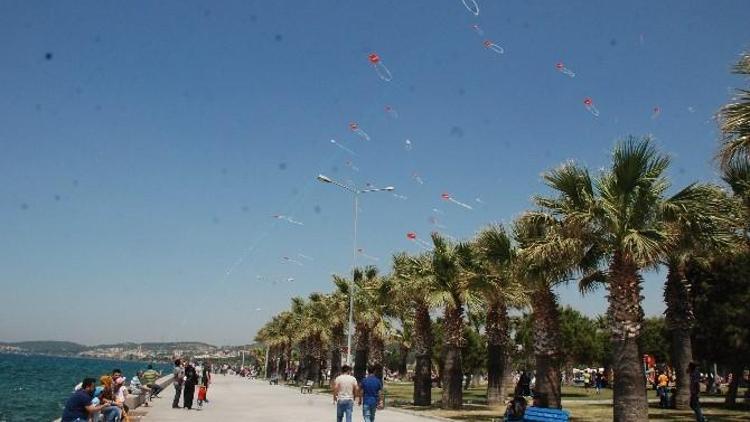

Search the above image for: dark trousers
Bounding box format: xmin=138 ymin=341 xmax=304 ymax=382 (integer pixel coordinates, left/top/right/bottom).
xmin=690 ymin=396 xmax=706 ymax=422
xmin=148 ymin=384 xmax=162 ymax=398
xmin=183 ymin=382 xmax=196 ymax=409
xmin=172 ymin=383 xmax=183 ymax=407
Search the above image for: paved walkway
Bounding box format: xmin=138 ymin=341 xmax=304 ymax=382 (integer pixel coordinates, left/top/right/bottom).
xmin=141 ymin=375 xmax=442 ymax=421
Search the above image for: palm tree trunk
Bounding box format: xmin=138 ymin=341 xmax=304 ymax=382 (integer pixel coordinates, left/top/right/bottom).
xmin=608 ymin=251 xmax=648 ymax=422
xmin=354 ymin=323 xmax=369 ymax=382
xmin=486 ymin=298 xmax=511 ymax=407
xmin=266 ymin=346 xmax=276 ymax=378
xmin=726 ymin=361 xmax=744 ymax=405
xmin=278 ymin=353 xmax=287 ymax=381
xmin=531 ymin=285 xmax=562 ymax=409
xmin=413 ymin=302 xmax=433 ymax=406
xmin=310 ymin=336 xmax=322 ymax=386
xmin=330 ymin=323 xmax=344 ymax=383
xmin=284 ymin=344 xmax=292 ymax=380
xmin=369 ymin=333 xmax=385 ymax=380
xmin=398 ymin=344 xmax=409 ymax=379
xmin=442 ymin=304 xmax=465 ymax=410
xmin=299 ymin=339 xmax=311 ymax=382
xmin=664 ymin=263 xmax=694 ymax=409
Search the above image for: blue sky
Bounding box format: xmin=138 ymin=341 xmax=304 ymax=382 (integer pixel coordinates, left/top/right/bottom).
xmin=0 ymin=0 xmax=748 ymax=346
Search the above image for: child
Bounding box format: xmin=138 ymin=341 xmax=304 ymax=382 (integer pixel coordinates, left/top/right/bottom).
xmin=197 ymin=384 xmax=207 ymax=408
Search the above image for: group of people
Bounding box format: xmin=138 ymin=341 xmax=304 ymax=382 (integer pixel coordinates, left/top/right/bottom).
xmin=171 ymin=358 xmax=212 ymax=410
xmin=61 ymin=366 xmax=163 ymax=422
xmin=332 ymin=365 xmax=384 ymax=422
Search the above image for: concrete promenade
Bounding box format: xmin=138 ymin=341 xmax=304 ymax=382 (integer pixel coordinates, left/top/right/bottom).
xmin=141 ymin=375 xmax=442 ymax=421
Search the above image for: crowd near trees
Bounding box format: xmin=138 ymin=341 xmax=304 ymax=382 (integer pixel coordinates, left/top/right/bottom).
xmin=255 ymin=53 xmax=750 ymax=421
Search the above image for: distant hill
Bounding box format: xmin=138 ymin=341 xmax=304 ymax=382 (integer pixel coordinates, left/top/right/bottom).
xmin=0 ymin=341 xmax=255 ymax=358
xmin=1 ymin=341 xmax=87 ymax=354
xmin=92 ymin=341 xmax=216 ymax=350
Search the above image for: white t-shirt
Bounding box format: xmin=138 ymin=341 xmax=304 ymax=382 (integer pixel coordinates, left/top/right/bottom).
xmin=334 ymin=374 xmax=358 ymax=401
xmin=116 ymin=385 xmax=127 ymax=402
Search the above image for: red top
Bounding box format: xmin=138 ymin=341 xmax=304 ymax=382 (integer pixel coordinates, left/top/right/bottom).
xmin=368 ymin=53 xmax=380 ymax=64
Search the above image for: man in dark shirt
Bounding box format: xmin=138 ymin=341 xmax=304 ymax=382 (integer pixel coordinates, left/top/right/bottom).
xmin=688 ymin=362 xmax=707 ymax=422
xmin=359 ymin=365 xmax=383 ymax=422
xmin=61 ymin=378 xmax=106 ymax=422
xmin=172 ymin=359 xmax=185 ymax=408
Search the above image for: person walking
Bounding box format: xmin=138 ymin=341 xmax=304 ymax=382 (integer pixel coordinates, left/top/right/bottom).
xmin=183 ymin=362 xmax=199 ymax=410
xmin=657 ymin=370 xmax=670 ymax=408
xmin=515 ymin=370 xmax=531 ymax=396
xmin=359 ymin=365 xmax=384 ymax=422
xmin=688 ymin=362 xmax=707 ymax=422
xmin=595 ymin=371 xmax=603 ymax=395
xmin=172 ymin=359 xmax=185 ymax=409
xmin=333 ymin=365 xmax=359 ymax=422
xmin=201 ymin=362 xmax=212 ymax=403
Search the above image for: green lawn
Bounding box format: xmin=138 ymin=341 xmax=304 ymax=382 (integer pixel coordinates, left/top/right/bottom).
xmin=307 ymin=381 xmax=750 ymax=421
xmin=381 ymin=382 xmax=614 ymax=405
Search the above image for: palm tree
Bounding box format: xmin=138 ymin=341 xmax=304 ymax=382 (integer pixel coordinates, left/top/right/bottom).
xmin=254 ymin=321 xmax=275 ymax=377
xmin=718 ymin=154 xmax=750 ymax=406
xmin=659 ymin=184 xmax=736 ymax=408
xmin=327 ymin=279 xmax=351 ymax=382
xmin=533 ymin=137 xmax=680 ymax=421
xmin=302 ymin=293 xmax=333 ymax=386
xmin=469 ymin=225 xmax=522 ymax=407
xmin=288 ymin=297 xmax=311 ymax=382
xmin=347 ymin=266 xmax=379 ymax=381
xmin=425 ymin=233 xmax=473 ymax=409
xmin=255 ymin=311 xmax=294 ymax=379
xmin=365 ymin=274 xmax=395 ymax=380
xmin=717 ymin=53 xmax=750 ymax=170
xmin=513 ymin=212 xmax=584 ymax=409
xmin=391 ymin=317 xmax=413 ymax=380
xmin=393 ymin=252 xmax=435 ymax=406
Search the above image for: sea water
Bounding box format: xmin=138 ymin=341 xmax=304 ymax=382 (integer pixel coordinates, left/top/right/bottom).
xmin=0 ymin=353 xmax=170 ymax=422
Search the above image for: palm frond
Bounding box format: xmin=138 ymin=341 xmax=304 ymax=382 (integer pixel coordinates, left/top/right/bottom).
xmin=475 ymin=224 xmax=514 ymax=265
xmin=717 ymin=53 xmax=750 ymax=170
xmin=578 ymin=270 xmax=608 ymax=295
xmin=722 ymin=158 xmax=750 ymax=205
xmin=622 ymin=228 xmax=669 ymax=266
xmin=609 ymin=136 xmax=670 ymax=194
xmin=539 ymin=161 xmax=595 ymax=211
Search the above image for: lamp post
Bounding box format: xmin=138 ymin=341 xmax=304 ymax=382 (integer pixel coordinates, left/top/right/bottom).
xmin=317 ymin=174 xmax=394 ymax=366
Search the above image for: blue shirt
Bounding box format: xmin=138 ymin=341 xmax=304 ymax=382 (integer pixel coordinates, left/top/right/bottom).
xmin=361 ymin=375 xmax=382 ymax=407
xmin=61 ymin=389 xmax=92 ymax=421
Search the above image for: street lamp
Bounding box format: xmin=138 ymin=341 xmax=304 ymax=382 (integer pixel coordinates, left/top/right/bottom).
xmin=316 ymin=174 xmax=394 ymax=366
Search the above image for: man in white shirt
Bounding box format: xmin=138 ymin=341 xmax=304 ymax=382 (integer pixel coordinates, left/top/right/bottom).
xmin=333 ymin=365 xmax=359 ymax=422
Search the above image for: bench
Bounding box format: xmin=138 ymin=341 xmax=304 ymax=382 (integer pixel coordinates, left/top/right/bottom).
xmin=523 ymin=407 xmax=570 ymax=421
xmin=300 ymin=380 xmax=314 ymax=394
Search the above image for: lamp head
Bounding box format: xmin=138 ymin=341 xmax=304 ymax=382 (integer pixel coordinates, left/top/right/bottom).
xmin=384 ymin=186 xmax=395 ymax=191
xmin=317 ymin=174 xmax=333 ymax=183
